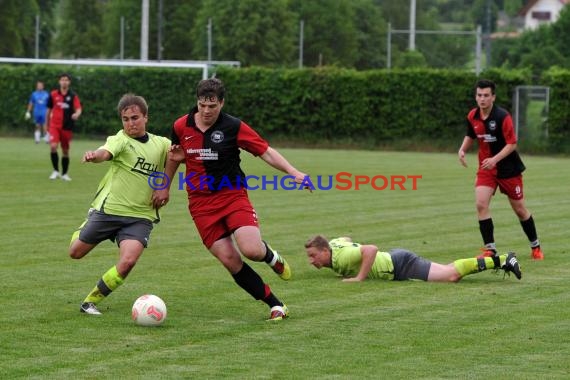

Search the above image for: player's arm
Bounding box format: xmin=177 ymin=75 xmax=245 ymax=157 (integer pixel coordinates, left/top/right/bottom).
xmin=481 ymin=143 xmax=517 ymax=170
xmin=151 ymin=126 xmax=184 ymax=209
xmin=25 ymin=99 xmax=33 ymax=119
xmin=159 ymin=150 xmax=181 ymax=188
xmin=343 ymin=244 xmax=378 ymax=282
xmin=260 ymin=147 xmax=309 ymax=186
xmin=151 ymin=149 xmax=181 ymax=209
xmin=481 ymin=115 xmax=518 ymax=170
xmin=72 ymin=107 xmax=82 ymax=120
xmin=458 ymin=136 xmax=474 ymax=168
xmin=45 ymin=108 xmax=51 ymax=129
xmin=82 ymin=149 xmax=112 ymax=163
xmin=72 ymin=95 xmax=82 ymax=120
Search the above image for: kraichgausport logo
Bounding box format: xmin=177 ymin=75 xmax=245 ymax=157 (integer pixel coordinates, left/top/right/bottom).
xmin=147 ymin=171 xmax=422 ymax=191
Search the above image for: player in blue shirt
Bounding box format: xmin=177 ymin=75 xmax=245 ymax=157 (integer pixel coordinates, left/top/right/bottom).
xmin=26 ymin=80 xmax=50 ymax=144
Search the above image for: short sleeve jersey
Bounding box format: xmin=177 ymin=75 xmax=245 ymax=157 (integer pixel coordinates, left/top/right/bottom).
xmin=329 ymin=238 xmax=394 ymax=280
xmin=90 ymin=130 xmax=170 ymax=222
xmin=465 ymin=105 xmax=525 ymax=178
xmin=29 ymin=90 xmax=49 ymax=117
xmin=47 ymin=89 xmax=82 ymax=130
xmin=171 ymin=108 xmax=269 ymax=194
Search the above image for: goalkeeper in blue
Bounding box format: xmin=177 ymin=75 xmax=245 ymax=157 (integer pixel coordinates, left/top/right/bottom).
xmin=304 ymin=235 xmax=521 ymax=282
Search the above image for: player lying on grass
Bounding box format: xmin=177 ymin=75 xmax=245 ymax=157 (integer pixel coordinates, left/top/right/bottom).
xmin=304 ymin=235 xmax=521 ymax=282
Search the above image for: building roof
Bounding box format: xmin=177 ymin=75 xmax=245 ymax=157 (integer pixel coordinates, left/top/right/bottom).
xmin=518 ymin=0 xmax=570 ymax=16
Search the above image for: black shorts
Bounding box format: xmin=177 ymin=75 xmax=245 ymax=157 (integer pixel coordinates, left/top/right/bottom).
xmin=389 ymin=249 xmax=432 ymax=281
xmin=77 ymin=209 xmax=153 ymax=248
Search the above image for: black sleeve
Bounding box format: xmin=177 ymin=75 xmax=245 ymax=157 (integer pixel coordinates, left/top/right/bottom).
xmin=465 ymin=118 xmax=476 ymax=139
xmin=170 ymin=126 xmax=179 ymax=145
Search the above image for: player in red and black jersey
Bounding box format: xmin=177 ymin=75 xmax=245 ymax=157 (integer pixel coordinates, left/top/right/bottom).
xmin=458 ymin=79 xmax=543 ymax=260
xmin=154 ymin=78 xmax=310 ymax=321
xmin=46 ymin=73 xmax=82 ymax=181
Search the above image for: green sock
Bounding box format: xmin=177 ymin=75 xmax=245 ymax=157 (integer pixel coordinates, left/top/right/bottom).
xmin=83 ymin=266 xmax=124 ymax=304
xmin=453 ymin=256 xmax=502 ymax=278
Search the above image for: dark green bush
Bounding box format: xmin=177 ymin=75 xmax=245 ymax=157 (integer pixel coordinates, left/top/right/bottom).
xmin=8 ymin=64 xmax=564 ymax=152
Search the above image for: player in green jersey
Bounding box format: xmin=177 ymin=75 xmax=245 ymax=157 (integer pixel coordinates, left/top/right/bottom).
xmin=304 ymin=235 xmax=521 ymax=282
xmin=69 ymin=94 xmax=171 ymax=315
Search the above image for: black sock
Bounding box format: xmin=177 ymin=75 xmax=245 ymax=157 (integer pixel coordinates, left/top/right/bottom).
xmin=479 ymin=218 xmax=495 ymax=247
xmin=50 ymin=152 xmax=59 ymax=171
xmin=62 ymin=156 xmax=70 ymax=175
xmin=520 ymin=216 xmax=538 ymax=244
xmin=232 ymin=262 xmax=267 ymax=300
xmin=262 ymin=293 xmax=282 ymax=308
xmin=262 ymin=241 xmax=274 ymax=264
xmin=232 ymin=263 xmax=283 ymax=308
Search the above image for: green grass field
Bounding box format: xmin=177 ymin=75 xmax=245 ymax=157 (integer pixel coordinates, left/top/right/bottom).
xmin=1 ymin=136 xmax=569 ymax=379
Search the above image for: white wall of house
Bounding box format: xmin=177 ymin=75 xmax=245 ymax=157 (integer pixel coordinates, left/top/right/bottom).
xmin=523 ymin=0 xmax=567 ymax=29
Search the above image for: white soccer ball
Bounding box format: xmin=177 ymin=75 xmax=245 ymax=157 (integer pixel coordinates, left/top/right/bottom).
xmin=132 ymin=294 xmax=167 ymax=326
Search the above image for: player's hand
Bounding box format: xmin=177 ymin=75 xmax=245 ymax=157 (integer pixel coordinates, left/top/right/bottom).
xmin=152 ymin=189 xmax=169 ymax=209
xmin=25 ymin=111 xmax=31 ymax=120
xmin=82 ymin=151 xmax=97 ymax=163
xmin=168 ymin=145 xmax=185 ymax=162
xmin=292 ymin=171 xmax=313 ymax=193
xmin=342 ymin=277 xmax=363 ymax=283
xmin=481 ymin=157 xmax=496 ymax=170
xmin=458 ymin=150 xmax=467 ymax=167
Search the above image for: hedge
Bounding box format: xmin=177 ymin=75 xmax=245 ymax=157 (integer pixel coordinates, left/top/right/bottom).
xmin=542 ymin=68 xmax=570 ymax=153
xmin=7 ymin=64 xmax=569 ymax=152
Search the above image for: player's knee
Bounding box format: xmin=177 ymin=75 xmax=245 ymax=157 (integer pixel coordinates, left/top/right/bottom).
xmin=69 ymin=246 xmax=83 ymax=259
xmin=512 ymin=205 xmax=529 ymax=219
xmin=237 ymin=242 xmax=264 ymax=261
xmin=449 ymin=274 xmax=462 ymax=283
xmin=475 ymin=201 xmax=488 ymax=213
xmin=116 ymin=259 xmax=138 ymax=278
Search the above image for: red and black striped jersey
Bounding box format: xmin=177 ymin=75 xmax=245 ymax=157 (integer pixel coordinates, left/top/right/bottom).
xmin=172 ymin=108 xmax=269 ymax=194
xmin=47 ymin=89 xmax=81 ymax=131
xmin=466 ymin=105 xmax=525 ymax=178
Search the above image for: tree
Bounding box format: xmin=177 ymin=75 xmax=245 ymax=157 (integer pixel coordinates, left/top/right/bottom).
xmin=36 ymin=0 xmax=58 ymax=58
xmin=352 ymin=0 xmax=387 ymax=69
xmin=549 ymin=6 xmax=570 ymax=60
xmin=161 ymin=0 xmax=202 ymax=60
xmin=289 ymin=0 xmax=359 ymax=67
xmin=497 ymin=10 xmax=570 ymax=78
xmin=53 ymin=0 xmax=104 ymax=58
xmin=472 ymin=0 xmax=499 ymax=34
xmin=380 ymin=0 xmax=474 ymax=70
xmin=191 ymin=0 xmax=296 ymax=67
xmin=0 ymin=0 xmax=39 ymax=57
xmin=396 ymin=50 xmax=428 ymax=68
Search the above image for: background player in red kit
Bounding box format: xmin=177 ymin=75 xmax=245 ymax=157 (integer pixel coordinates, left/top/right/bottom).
xmin=46 ymin=72 xmax=82 ymax=181
xmin=458 ymin=79 xmax=543 ymax=260
xmin=154 ymin=78 xmax=309 ymax=321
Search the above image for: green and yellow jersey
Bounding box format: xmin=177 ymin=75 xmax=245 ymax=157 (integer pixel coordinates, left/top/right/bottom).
xmin=329 ymin=237 xmax=395 ymax=280
xmin=91 ymin=130 xmax=170 ymax=222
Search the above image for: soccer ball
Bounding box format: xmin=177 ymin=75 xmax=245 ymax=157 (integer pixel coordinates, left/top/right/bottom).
xmin=132 ymin=294 xmax=167 ymax=326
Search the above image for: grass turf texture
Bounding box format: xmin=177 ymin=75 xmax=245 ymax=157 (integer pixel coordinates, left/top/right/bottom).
xmin=1 ymin=136 xmax=569 ymax=379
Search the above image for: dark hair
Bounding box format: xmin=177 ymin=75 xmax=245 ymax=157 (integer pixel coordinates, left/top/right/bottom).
xmin=476 ymin=79 xmax=495 ymax=95
xmin=117 ymin=93 xmax=148 ymax=116
xmin=58 ymin=72 xmax=72 ymax=80
xmin=196 ymin=78 xmax=225 ymax=101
